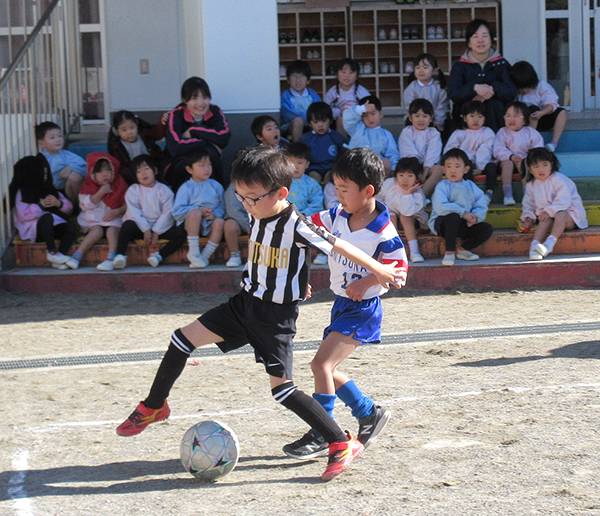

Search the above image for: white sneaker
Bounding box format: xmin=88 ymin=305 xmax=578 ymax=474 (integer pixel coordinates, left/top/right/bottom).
xmin=503 ymin=196 xmax=516 ymax=206
xmin=113 ymin=254 xmax=127 ymax=269
xmin=535 ymin=243 xmax=550 ymax=258
xmin=187 ymin=251 xmax=208 ymax=269
xmin=545 ymin=142 xmax=556 ymax=153
xmin=313 ymin=253 xmax=329 ymax=265
xmin=529 ymin=249 xmax=544 ymax=261
xmin=441 ymin=253 xmax=456 ymax=266
xmin=147 ymin=252 xmax=162 ymax=268
xmin=456 ymin=249 xmax=479 ymax=261
xmin=47 ymin=252 xmax=69 ymax=264
xmin=226 ymin=254 xmax=242 ymax=267
xmin=410 ymin=251 xmax=424 ymax=263
xmin=97 ymin=259 xmax=115 ymax=271
xmin=65 ymin=257 xmax=80 ymax=270
xmin=51 ymin=262 xmax=69 ymax=270
xmin=484 ymin=192 xmax=492 ymax=205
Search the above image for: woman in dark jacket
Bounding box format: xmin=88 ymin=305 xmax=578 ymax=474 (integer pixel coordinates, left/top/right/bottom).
xmin=448 ymin=19 xmax=517 ymax=132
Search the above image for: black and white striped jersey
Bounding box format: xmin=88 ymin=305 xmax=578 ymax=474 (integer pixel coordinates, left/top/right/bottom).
xmin=241 ymin=203 xmax=335 ymax=304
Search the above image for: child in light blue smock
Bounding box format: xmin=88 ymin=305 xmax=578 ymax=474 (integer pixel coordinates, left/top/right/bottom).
xmin=342 ymin=95 xmax=399 ymax=177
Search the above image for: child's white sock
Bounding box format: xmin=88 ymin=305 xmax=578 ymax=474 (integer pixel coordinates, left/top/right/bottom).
xmin=187 ymin=236 xmax=200 ymax=255
xmin=202 ymin=240 xmax=219 ymax=260
xmin=543 ymin=235 xmax=557 ymax=252
xmin=408 ymin=239 xmax=419 ymax=255
xmin=530 ymin=240 xmax=540 ymax=252
xmin=502 ymin=184 xmax=513 ymax=198
xmin=229 ymin=250 xmax=241 ymax=258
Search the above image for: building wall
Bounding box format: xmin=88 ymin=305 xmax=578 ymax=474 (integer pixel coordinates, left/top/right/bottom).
xmin=501 ymin=0 xmax=545 ymax=75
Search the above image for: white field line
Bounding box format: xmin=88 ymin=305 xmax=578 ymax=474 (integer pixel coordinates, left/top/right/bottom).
xmin=20 ymin=382 xmax=600 ymax=435
xmin=8 ymin=450 xmax=32 ymax=516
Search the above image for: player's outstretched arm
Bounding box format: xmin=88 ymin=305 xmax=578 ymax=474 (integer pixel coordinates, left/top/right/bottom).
xmin=332 ymin=238 xmax=405 ymax=289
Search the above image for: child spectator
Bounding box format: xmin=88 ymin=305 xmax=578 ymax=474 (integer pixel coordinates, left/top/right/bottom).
xmin=444 ymin=101 xmax=498 ymax=204
xmin=66 ymin=153 xmax=127 ymax=271
xmin=224 ymin=182 xmax=249 ymax=268
xmin=280 ymin=60 xmax=321 ymax=142
xmin=429 ymin=148 xmax=493 ymax=266
xmin=107 ymin=110 xmax=169 ymax=185
xmin=116 ymin=146 xmax=405 ymax=482
xmin=325 ymin=58 xmax=370 ymax=135
xmin=165 ymin=76 xmax=230 ymax=192
xmin=251 ymin=115 xmax=289 ymax=150
xmin=112 ymin=155 xmax=186 ymax=269
xmin=173 ymin=148 xmax=225 ymax=269
xmin=301 ymin=102 xmax=346 ymax=184
xmin=510 ymin=60 xmax=567 ymax=153
xmin=285 ymin=142 xmax=326 ymax=265
xmin=35 ymin=121 xmax=86 ymax=204
xmin=398 ymin=98 xmax=444 ymax=195
xmin=9 ymin=154 xmax=77 ymax=268
xmin=521 ymin=147 xmax=587 ymax=261
xmin=343 ymin=95 xmax=399 ymax=177
xmin=493 ymin=101 xmax=544 ymax=206
xmin=403 ymin=53 xmax=449 ymax=134
xmin=283 ymin=148 xmax=408 ymax=460
xmin=323 ymin=174 xmax=339 ymax=210
xmin=378 ymin=157 xmax=428 ymax=263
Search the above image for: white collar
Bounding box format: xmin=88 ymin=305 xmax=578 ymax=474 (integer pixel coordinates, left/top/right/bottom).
xmin=290 ymin=88 xmax=309 ymax=97
xmin=417 ymin=78 xmax=434 ymax=87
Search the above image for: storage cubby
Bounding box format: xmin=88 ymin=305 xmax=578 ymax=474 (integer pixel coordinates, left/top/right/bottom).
xmin=278 ymin=2 xmax=499 ymax=113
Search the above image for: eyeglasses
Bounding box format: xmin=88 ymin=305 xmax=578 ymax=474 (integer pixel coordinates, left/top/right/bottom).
xmin=234 ymin=188 xmax=278 ymax=206
xmin=504 ymin=114 xmax=524 ymax=119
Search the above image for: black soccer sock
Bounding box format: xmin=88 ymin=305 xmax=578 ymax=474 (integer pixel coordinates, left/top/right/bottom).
xmin=272 ymin=383 xmax=347 ymax=444
xmin=144 ymin=331 xmax=193 ymax=409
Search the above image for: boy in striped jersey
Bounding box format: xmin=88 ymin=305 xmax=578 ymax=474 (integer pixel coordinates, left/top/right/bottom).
xmin=283 ymin=148 xmax=408 ymax=460
xmin=116 ymin=146 xmax=405 ymax=481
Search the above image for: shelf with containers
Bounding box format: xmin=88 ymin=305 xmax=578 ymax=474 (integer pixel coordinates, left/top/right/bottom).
xmin=277 ymin=5 xmax=349 ymax=99
xmin=278 ymin=2 xmax=499 ymax=115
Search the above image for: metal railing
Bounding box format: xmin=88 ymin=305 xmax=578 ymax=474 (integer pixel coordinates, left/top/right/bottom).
xmin=0 ymin=0 xmax=81 ymax=266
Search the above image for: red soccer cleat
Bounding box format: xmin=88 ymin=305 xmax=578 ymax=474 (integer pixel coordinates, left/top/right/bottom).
xmin=321 ymin=433 xmax=364 ymax=481
xmin=116 ymin=400 xmax=170 ymax=436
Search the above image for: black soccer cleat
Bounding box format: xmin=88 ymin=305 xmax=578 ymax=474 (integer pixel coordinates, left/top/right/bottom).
xmin=283 ymin=429 xmax=329 ymax=460
xmin=357 ymin=405 xmax=391 ymax=448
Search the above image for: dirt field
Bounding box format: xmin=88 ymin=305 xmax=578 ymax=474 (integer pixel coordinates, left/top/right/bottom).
xmin=1 ymin=288 xmax=600 ymax=516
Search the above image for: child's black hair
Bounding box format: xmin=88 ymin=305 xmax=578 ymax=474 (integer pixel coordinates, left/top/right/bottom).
xmin=184 ymin=147 xmax=212 ymax=168
xmin=395 ymin=157 xmax=423 ymax=177
xmin=333 ymin=58 xmax=361 ymax=109
xmin=285 ymin=142 xmax=311 ymax=162
xmin=181 ymin=76 xmax=211 ymax=102
xmin=35 ymin=121 xmax=61 ymax=141
xmin=358 ymin=95 xmax=382 ymax=112
xmin=505 ymin=101 xmax=530 ymax=126
xmin=465 ymin=18 xmax=495 ymax=45
xmin=407 ymin=53 xmax=447 ymax=89
xmin=331 ymin=148 xmax=384 ymax=195
xmin=524 ymin=147 xmax=559 ymax=182
xmin=230 ymin=146 xmax=293 ymax=191
xmin=408 ymin=98 xmax=434 ymax=117
xmin=130 ymin=154 xmax=158 ymax=177
xmin=442 ymin=148 xmax=470 ymax=167
xmin=112 ymin=110 xmax=139 ymax=130
xmin=509 ymin=61 xmax=540 ymax=90
xmin=251 ymin=115 xmax=278 ymax=141
xmin=461 ymin=100 xmax=486 ymax=119
xmin=92 ymin=157 xmax=113 ymax=174
xmin=307 ymin=101 xmax=334 ymax=124
xmin=286 ymin=60 xmax=312 ymax=81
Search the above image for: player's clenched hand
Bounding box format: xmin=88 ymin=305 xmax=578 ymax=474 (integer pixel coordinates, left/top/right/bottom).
xmin=345 ymin=275 xmax=373 ymax=301
xmin=374 ymin=261 xmax=407 ymax=290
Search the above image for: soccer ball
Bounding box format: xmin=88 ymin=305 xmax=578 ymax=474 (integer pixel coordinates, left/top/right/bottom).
xmin=180 ymin=420 xmax=240 ymax=481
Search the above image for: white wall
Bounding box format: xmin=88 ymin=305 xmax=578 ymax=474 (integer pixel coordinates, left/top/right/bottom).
xmin=103 ymin=0 xmax=184 ymax=113
xmin=501 ymin=0 xmax=545 ymax=74
xmin=195 ymin=0 xmax=280 ymax=114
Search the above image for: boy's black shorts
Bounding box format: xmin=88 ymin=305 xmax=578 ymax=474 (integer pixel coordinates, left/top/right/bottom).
xmin=198 ymin=289 xmax=298 ymax=379
xmin=525 ymin=105 xmax=565 ymax=132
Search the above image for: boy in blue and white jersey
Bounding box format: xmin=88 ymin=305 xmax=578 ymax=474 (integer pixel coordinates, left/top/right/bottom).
xmin=283 ymin=148 xmax=409 ymax=460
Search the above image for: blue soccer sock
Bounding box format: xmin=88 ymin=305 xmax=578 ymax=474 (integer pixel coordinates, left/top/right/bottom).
xmin=313 ymin=393 xmax=337 ymax=419
xmin=336 ymin=380 xmax=374 ymax=420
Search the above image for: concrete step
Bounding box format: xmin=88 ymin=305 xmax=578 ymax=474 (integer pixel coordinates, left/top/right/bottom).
xmin=484 ymin=202 xmax=600 ymax=229
xmin=10 ymin=227 xmax=600 ymax=269
xmin=2 ymin=254 xmax=600 ymax=293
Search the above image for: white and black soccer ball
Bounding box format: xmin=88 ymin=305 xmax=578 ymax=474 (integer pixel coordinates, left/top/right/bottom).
xmin=180 ymin=420 xmax=240 ymax=481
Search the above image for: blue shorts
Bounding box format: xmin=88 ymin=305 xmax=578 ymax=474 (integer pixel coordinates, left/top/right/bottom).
xmin=323 ymin=296 xmax=382 ymax=345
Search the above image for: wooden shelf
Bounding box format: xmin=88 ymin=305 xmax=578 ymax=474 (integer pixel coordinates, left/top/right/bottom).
xmin=278 ymin=1 xmax=499 ymax=109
